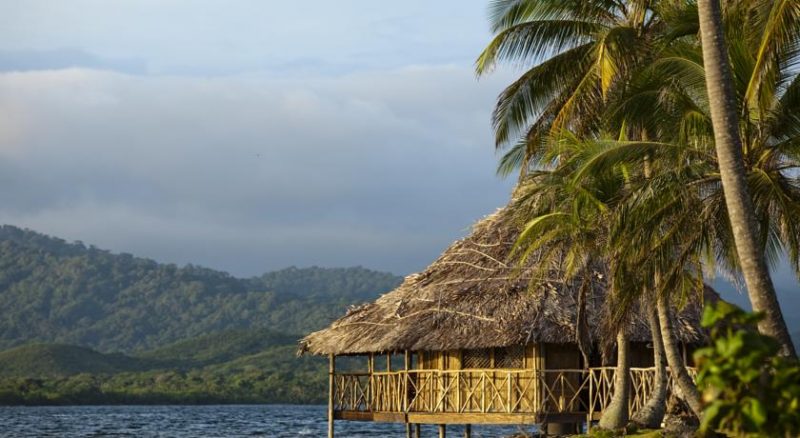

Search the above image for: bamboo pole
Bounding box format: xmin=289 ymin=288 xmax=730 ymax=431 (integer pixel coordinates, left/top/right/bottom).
xmin=464 ymin=424 xmax=471 ymax=438
xmin=404 ymin=351 xmax=411 ymax=413
xmin=368 ymin=353 xmax=374 ymax=410
xmin=439 ymin=424 xmax=446 ymax=438
xmin=328 ymin=354 xmax=335 ymax=438
xmin=507 ymin=371 xmax=512 ymax=413
xmin=415 ymin=424 xmax=421 ymax=437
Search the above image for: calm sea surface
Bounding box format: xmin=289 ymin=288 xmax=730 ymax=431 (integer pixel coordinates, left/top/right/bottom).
xmin=0 ymin=405 xmax=537 ymax=437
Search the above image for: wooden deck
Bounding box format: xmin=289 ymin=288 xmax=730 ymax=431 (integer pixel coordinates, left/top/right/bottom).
xmin=332 ymin=367 xmax=695 ymax=425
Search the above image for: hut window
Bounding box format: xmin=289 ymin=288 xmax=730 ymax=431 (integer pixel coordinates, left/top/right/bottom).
xmin=494 ymin=346 xmax=524 ymax=369
xmin=462 ymin=349 xmax=491 ymax=369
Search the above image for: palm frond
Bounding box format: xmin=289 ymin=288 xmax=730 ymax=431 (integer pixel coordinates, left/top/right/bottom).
xmin=476 ymin=19 xmax=603 ymax=75
xmin=490 ymin=44 xmax=594 ymax=145
xmin=743 ymin=0 xmax=800 ymax=118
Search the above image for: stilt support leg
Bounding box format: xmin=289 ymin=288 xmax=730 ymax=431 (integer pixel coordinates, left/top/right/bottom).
xmin=438 ymin=424 xmax=446 ymax=438
xmin=328 ymin=354 xmax=335 ymax=438
xmin=463 ymin=424 xmax=471 ymax=438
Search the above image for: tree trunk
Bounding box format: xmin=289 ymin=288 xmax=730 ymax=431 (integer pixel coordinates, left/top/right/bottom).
xmin=632 ymin=299 xmax=667 ymax=428
xmin=657 ymin=293 xmax=702 ymax=418
xmin=599 ymin=328 xmax=630 ymax=430
xmin=697 ymin=0 xmax=797 ymax=358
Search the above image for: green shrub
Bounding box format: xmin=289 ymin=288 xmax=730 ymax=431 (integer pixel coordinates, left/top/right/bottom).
xmin=694 ymin=302 xmax=800 ymax=437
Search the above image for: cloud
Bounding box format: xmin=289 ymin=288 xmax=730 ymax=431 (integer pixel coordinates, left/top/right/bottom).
xmin=0 ymin=66 xmax=516 ymax=276
xmin=0 ymin=1 xmax=491 ymax=76
xmin=0 ymin=48 xmax=146 ymax=74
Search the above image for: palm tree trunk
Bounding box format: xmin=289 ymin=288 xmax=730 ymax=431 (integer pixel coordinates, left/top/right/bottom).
xmin=632 ymin=299 xmax=667 ymax=428
xmin=599 ymin=328 xmax=630 ymax=430
xmin=656 ymin=293 xmax=702 ymax=418
xmin=697 ymin=0 xmax=797 ymax=358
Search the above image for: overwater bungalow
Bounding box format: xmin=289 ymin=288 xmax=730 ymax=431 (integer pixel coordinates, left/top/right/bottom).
xmin=300 ymin=205 xmax=710 ymax=437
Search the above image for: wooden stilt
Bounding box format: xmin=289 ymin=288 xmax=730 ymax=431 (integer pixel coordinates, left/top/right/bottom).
xmin=463 ymin=424 xmax=471 ymax=438
xmin=328 ymin=354 xmax=335 ymax=438
xmin=439 ymin=424 xmax=446 ymax=438
xmin=405 ymin=423 xmax=412 ymax=438
xmin=415 ymin=423 xmax=421 ymax=437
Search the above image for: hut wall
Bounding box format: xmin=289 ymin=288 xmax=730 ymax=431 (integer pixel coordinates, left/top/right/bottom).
xmin=411 ymin=346 xmax=541 ymax=414
xmin=630 ymin=342 xmax=655 ymax=368
xmin=543 ymin=343 xmax=581 ymax=369
xmin=542 ymin=343 xmax=583 ymax=413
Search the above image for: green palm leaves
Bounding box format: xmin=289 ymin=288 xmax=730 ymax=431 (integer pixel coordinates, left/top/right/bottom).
xmin=477 ymin=0 xmax=800 ymax=422
xmin=476 ymin=0 xmax=659 ymax=174
xmin=478 ymin=0 xmax=800 ymax=334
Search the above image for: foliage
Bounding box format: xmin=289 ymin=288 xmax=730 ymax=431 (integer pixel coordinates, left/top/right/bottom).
xmin=0 ymin=225 xmax=401 ymax=352
xmin=139 ymin=329 xmax=298 ymax=368
xmin=0 ymin=331 xmax=367 ymax=405
xmin=694 ymin=302 xmax=800 ymax=437
xmin=481 ymin=0 xmax=800 ymax=354
xmin=0 ymin=226 xmax=399 ymax=405
xmin=580 ymin=426 xmax=661 ymax=438
xmin=0 ymin=344 xmax=157 ymax=377
xmin=0 ymin=355 xmax=328 ymax=405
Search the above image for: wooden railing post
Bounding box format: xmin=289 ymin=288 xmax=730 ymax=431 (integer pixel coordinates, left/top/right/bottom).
xmin=404 ymin=350 xmax=410 ymax=413
xmin=507 ymin=371 xmax=512 ymax=413
xmin=588 ymin=368 xmax=594 ymax=423
xmin=368 ymin=353 xmax=374 ymax=411
xmin=328 ymin=354 xmax=335 ymax=438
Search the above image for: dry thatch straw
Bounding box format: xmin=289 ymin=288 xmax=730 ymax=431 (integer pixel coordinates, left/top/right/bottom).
xmin=300 ymin=205 xmax=710 ymax=356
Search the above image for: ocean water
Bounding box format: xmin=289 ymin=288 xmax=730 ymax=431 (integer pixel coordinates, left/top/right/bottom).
xmin=0 ymin=405 xmax=537 ymax=437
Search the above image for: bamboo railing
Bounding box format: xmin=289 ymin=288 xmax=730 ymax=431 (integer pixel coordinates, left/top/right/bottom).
xmin=333 ymin=367 xmax=696 ymax=420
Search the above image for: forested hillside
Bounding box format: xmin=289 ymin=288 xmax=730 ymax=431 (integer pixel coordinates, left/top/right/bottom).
xmin=0 ymin=225 xmax=402 ymax=352
xmin=0 ymin=329 xmax=347 ymax=405
xmin=0 ymin=344 xmax=157 ymax=377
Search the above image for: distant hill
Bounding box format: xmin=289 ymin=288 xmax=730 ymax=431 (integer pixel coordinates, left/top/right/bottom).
xmin=139 ymin=328 xmax=299 ymax=368
xmin=0 ymin=331 xmax=342 ymax=405
xmin=0 ymin=225 xmax=402 ymax=352
xmin=0 ymin=344 xmax=156 ymax=377
xmin=0 ymin=328 xmax=305 ymax=379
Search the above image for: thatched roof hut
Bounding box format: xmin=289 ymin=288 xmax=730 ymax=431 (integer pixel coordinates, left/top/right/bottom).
xmin=300 ymin=205 xmax=707 ymax=356
xmin=306 ymin=203 xmax=716 ymax=436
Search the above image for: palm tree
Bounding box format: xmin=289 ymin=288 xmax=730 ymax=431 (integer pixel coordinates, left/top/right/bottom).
xmin=578 ymin=0 xmax=800 ymax=403
xmin=511 ymin=134 xmax=633 ymax=429
xmin=478 ymin=1 xmax=706 ymax=423
xmin=631 ymin=300 xmax=668 ymax=428
xmin=696 ymin=0 xmax=798 ymax=357
xmin=479 ymin=0 xmax=800 ymax=423
xmin=476 ymin=0 xmax=673 ymax=177
xmin=553 ymin=134 xmax=708 ymax=418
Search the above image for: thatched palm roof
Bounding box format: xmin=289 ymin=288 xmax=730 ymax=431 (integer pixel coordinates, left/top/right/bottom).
xmin=300 ymin=205 xmax=709 ymax=356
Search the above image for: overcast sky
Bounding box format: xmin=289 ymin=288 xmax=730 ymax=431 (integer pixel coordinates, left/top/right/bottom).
xmin=0 ymin=0 xmax=522 ymax=277
xmin=0 ymin=1 xmax=797 ymax=325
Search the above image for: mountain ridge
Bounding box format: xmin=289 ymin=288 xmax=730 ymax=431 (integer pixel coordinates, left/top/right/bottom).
xmin=0 ymin=224 xmax=402 ymax=353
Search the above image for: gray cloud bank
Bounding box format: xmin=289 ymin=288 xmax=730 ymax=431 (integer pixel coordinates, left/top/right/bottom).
xmin=0 ymin=66 xmax=515 ymax=276
xmin=0 ymin=65 xmax=796 ymax=330
xmin=0 ymin=48 xmax=146 ymax=74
